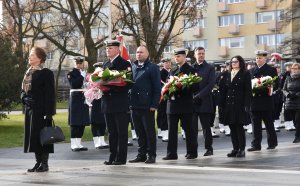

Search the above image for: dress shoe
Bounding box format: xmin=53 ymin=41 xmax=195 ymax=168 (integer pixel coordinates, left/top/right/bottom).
xmin=35 ymin=164 xmax=49 ymax=172
xmin=236 ymin=150 xmax=245 ymax=158
xmin=247 ymin=147 xmax=261 ymax=152
xmin=293 ymin=138 xmax=300 ymax=143
xmin=128 ymin=156 xmax=147 ymax=163
xmin=27 ymin=163 xmax=41 ymax=172
xmin=162 ymin=155 xmax=178 ymax=160
xmin=96 ymin=145 xmax=109 ymax=149
xmin=203 ymin=150 xmax=213 ymax=156
xmin=79 ymin=147 xmax=88 ymax=151
xmin=104 ymin=161 xmax=113 ymax=165
xmin=145 ymin=156 xmax=156 ymax=164
xmin=186 ymin=154 xmax=198 ymax=159
xmin=71 ymin=148 xmax=80 ymax=152
xmin=227 ymin=150 xmax=238 ymax=157
xmin=266 ymin=146 xmax=276 ymax=150
xmin=127 ymin=142 xmax=133 ymax=146
xmin=112 ymin=161 xmax=126 ymax=165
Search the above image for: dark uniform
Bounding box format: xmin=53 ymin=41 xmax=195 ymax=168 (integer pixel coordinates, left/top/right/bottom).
xmin=102 ymin=41 xmax=131 ymax=165
xmin=67 ymin=59 xmax=90 ymax=152
xmin=248 ymin=50 xmax=278 ymax=151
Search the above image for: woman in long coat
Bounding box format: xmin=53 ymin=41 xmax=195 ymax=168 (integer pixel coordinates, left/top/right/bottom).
xmin=219 ymin=55 xmax=252 ymax=158
xmin=21 ymin=47 xmax=55 ymax=172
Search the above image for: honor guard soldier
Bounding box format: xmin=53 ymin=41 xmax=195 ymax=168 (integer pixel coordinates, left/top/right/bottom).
xmin=67 ymin=57 xmax=90 ymax=152
xmin=102 ymin=40 xmax=132 ymax=165
xmin=246 ymin=60 xmax=257 ymax=70
xmin=162 ymin=48 xmax=198 ymax=160
xmin=247 ymin=50 xmax=278 ymax=152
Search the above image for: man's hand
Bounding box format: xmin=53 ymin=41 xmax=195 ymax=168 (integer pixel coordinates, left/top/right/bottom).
xmin=22 ymin=97 xmax=35 ymax=106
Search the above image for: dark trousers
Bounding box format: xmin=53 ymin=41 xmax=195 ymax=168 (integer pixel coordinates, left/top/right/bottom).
xmin=105 ymin=112 xmax=129 ymax=163
xmin=91 ymin=123 xmax=106 ymax=137
xmin=193 ymin=113 xmax=213 ymax=151
xmin=131 ymin=110 xmax=156 ymax=157
xmin=157 ymin=101 xmax=168 ymax=130
xmin=229 ymin=124 xmax=246 ymax=151
xmin=289 ymin=109 xmax=300 ymax=138
xmin=70 ymin=126 xmax=85 ymax=138
xmin=251 ymin=111 xmax=278 ymax=148
xmin=167 ymin=113 xmax=197 ymax=156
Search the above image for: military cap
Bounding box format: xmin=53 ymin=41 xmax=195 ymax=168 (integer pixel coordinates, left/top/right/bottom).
xmin=246 ymin=60 xmax=256 ymax=65
xmin=220 ymin=64 xmax=226 ymax=68
xmin=104 ymin=40 xmax=120 ymax=47
xmin=93 ymin=62 xmax=104 ymax=67
xmin=161 ymin=57 xmax=171 ymax=63
xmin=255 ymin=50 xmax=268 ymax=57
xmin=74 ymin=57 xmax=84 ymax=64
xmin=284 ymin=61 xmax=293 ymax=67
xmin=173 ymin=48 xmax=188 ymax=55
xmin=186 ymin=58 xmax=191 ymax=62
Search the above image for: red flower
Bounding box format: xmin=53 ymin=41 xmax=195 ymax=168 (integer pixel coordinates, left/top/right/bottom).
xmin=177 ymin=82 xmax=182 ymax=89
xmin=257 ymin=78 xmax=261 ymax=84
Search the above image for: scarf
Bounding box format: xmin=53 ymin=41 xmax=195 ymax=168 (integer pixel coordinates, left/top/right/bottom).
xmin=291 ymin=73 xmax=300 ymax=79
xmin=231 ymin=69 xmax=239 ymax=82
xmin=21 ymin=64 xmax=43 ymax=94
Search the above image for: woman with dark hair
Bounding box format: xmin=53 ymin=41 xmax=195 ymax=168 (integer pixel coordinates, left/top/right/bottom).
xmin=21 ymin=47 xmax=55 ymax=172
xmin=219 ymin=55 xmax=252 ymax=157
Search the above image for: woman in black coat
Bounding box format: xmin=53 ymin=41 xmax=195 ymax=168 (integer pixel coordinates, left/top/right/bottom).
xmin=219 ymin=55 xmax=252 ymax=158
xmin=21 ymin=47 xmax=55 ymax=172
xmin=283 ymin=63 xmax=300 ymax=143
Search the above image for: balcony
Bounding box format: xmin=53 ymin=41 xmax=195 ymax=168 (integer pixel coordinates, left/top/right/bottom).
xmin=268 ymin=20 xmax=279 ymax=31
xmin=218 ymin=2 xmax=229 ymax=13
xmin=228 ymin=24 xmax=240 ymax=35
xmin=219 ymin=46 xmax=229 ymax=57
xmin=256 ymin=0 xmax=268 ymax=9
xmin=192 ymin=27 xmax=203 ymax=38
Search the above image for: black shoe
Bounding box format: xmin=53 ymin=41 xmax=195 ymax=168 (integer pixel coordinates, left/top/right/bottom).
xmin=293 ymin=138 xmax=300 ymax=143
xmin=71 ymin=148 xmax=81 ymax=152
xmin=186 ymin=154 xmax=198 ymax=159
xmin=104 ymin=161 xmax=113 ymax=165
xmin=162 ymin=155 xmax=178 ymax=160
xmin=247 ymin=147 xmax=261 ymax=152
xmin=112 ymin=161 xmax=126 ymax=165
xmin=266 ymin=146 xmax=276 ymax=150
xmin=128 ymin=156 xmax=147 ymax=163
xmin=35 ymin=164 xmax=49 ymax=172
xmin=27 ymin=163 xmax=41 ymax=172
xmin=127 ymin=142 xmax=134 ymax=146
xmin=227 ymin=150 xmax=238 ymax=157
xmin=145 ymin=156 xmax=156 ymax=164
xmin=96 ymin=145 xmax=109 ymax=149
xmin=236 ymin=150 xmax=245 ymax=158
xmin=79 ymin=147 xmax=88 ymax=151
xmin=203 ymin=150 xmax=213 ymax=156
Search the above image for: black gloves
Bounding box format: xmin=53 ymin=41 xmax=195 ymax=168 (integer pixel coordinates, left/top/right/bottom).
xmin=22 ymin=97 xmax=35 ymax=106
xmin=287 ymin=93 xmax=297 ymax=99
xmin=45 ymin=115 xmax=53 ymax=127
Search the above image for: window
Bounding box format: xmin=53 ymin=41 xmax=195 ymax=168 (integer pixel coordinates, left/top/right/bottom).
xmin=184 ymin=18 xmax=207 ymax=29
xmin=256 ymin=34 xmax=284 ymax=46
xmin=219 ymin=14 xmax=244 ymax=26
xmin=219 ymin=0 xmax=244 ymax=4
xmin=257 ymin=10 xmax=283 ymax=23
xmin=163 ymin=44 xmax=172 ymax=53
xmin=184 ymin=40 xmax=207 ymax=50
xmin=219 ymin=37 xmax=244 ymax=48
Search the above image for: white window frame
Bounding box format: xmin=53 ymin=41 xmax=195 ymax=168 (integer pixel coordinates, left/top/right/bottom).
xmin=256 ymin=10 xmax=283 ymax=23
xmin=218 ymin=14 xmax=244 ymax=27
xmin=256 ymin=34 xmax=284 ymax=46
xmin=184 ymin=18 xmax=207 ymax=29
xmin=219 ymin=37 xmax=244 ymax=48
xmin=219 ymin=0 xmax=244 ymax=4
xmin=184 ymin=40 xmax=208 ymax=50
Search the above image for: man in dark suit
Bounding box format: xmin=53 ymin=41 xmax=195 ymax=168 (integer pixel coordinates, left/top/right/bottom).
xmin=192 ymin=47 xmax=216 ymax=156
xmin=128 ymin=46 xmax=161 ymax=164
xmin=162 ymin=48 xmax=198 ymax=160
xmin=102 ymin=40 xmax=132 ymax=165
xmin=247 ymin=50 xmax=278 ymax=151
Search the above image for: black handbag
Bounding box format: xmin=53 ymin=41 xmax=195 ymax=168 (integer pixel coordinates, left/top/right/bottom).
xmin=40 ymin=120 xmax=65 ymax=145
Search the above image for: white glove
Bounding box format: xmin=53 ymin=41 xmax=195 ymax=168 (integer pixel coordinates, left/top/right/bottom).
xmin=80 ymin=70 xmax=86 ymax=78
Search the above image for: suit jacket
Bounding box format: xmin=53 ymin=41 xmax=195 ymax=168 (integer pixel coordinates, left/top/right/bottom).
xmin=219 ymin=70 xmax=252 ymax=125
xmin=101 ymin=55 xmax=132 ymax=113
xmin=249 ymin=63 xmax=278 ymax=111
xmin=167 ymin=62 xmax=197 ymax=114
xmin=192 ymin=61 xmax=215 ymax=113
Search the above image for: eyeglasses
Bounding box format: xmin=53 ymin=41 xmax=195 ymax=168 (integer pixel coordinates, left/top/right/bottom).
xmin=231 ymin=60 xmax=239 ymax=64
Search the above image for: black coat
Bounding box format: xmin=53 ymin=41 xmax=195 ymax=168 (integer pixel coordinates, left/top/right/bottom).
xmin=219 ymin=70 xmax=252 ymax=125
xmin=167 ymin=63 xmax=197 ymax=114
xmin=249 ymin=63 xmax=278 ymax=111
xmin=101 ymin=55 xmax=132 ymax=113
xmin=21 ymin=68 xmax=55 ymax=153
xmin=90 ymin=98 xmax=105 ymax=125
xmin=192 ymin=61 xmax=216 ymax=113
xmin=160 ymin=68 xmax=169 ymax=85
xmin=283 ymin=74 xmax=300 ymax=110
xmin=67 ymin=68 xmax=90 ymax=126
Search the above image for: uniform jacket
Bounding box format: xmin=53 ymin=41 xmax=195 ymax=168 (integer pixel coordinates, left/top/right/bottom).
xmin=67 ymin=68 xmax=90 ymax=126
xmin=219 ymin=70 xmax=252 ymax=125
xmin=21 ymin=68 xmax=55 ymax=153
xmin=192 ymin=61 xmax=216 ymax=113
xmin=283 ymin=73 xmax=300 ymax=110
xmin=249 ymin=63 xmax=278 ymax=111
xmin=130 ymin=59 xmax=161 ymax=110
xmin=160 ymin=68 xmax=169 ymax=85
xmin=167 ymin=62 xmax=197 ymax=114
xmin=101 ymin=55 xmax=132 ymax=113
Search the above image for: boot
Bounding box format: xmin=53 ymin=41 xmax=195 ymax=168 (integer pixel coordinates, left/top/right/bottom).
xmin=71 ymin=138 xmax=80 ymax=152
xmin=211 ymin=127 xmax=219 ymax=138
xmin=98 ymin=136 xmax=109 ymax=149
xmin=93 ymin=137 xmax=100 ymax=149
xmin=157 ymin=128 xmax=162 ymax=139
xmin=219 ymin=123 xmax=225 ymax=133
xmin=76 ymin=138 xmax=88 ymax=151
xmin=27 ymin=153 xmax=42 ymax=172
xmin=36 ymin=153 xmax=49 ymax=172
xmin=181 ymin=128 xmax=186 ymax=140
xmin=224 ymin=126 xmax=231 ymax=136
xmin=262 ymin=123 xmax=266 ymax=130
xmin=162 ymin=130 xmax=168 ymax=142
xmin=131 ymin=130 xmax=137 ymax=140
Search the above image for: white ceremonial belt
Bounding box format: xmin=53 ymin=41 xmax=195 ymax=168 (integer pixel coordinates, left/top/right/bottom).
xmin=70 ymin=89 xmax=85 ymax=93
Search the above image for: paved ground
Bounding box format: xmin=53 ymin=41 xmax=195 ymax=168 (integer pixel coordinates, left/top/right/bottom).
xmin=1 ymin=127 xmax=300 ymax=185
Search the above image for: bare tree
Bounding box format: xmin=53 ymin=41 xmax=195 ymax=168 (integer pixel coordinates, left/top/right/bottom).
xmin=113 ymin=0 xmax=208 ymax=63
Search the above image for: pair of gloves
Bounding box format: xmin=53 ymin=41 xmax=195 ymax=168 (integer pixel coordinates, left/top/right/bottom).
xmin=287 ymin=92 xmax=300 ymax=99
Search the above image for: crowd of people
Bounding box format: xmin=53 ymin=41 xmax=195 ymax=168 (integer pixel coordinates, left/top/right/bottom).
xmin=21 ymin=42 xmax=300 ymax=172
